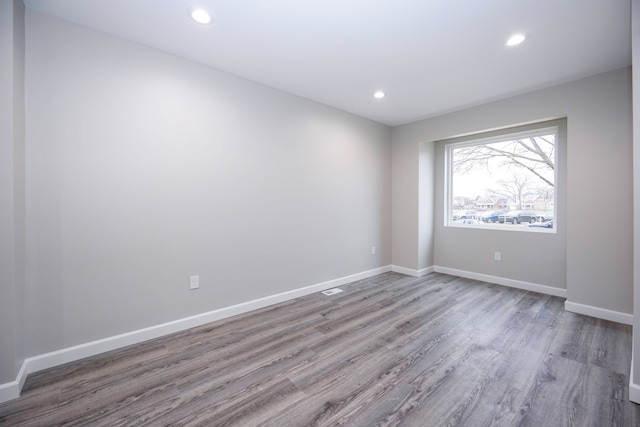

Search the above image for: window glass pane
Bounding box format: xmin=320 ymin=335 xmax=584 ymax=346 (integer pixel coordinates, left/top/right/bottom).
xmin=447 ymin=128 xmax=556 ymax=231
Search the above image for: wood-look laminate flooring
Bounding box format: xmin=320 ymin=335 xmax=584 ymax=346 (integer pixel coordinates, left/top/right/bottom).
xmin=1 ymin=272 xmax=638 ymax=426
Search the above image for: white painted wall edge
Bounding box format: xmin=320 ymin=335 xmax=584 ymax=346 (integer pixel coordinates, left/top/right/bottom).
xmin=564 ymin=301 xmax=633 ymax=326
xmin=391 ymin=265 xmax=434 ymax=277
xmin=630 ymin=351 xmax=640 ymax=403
xmin=0 ymin=265 xmax=392 ymax=404
xmin=434 ymin=266 xmax=568 ymax=298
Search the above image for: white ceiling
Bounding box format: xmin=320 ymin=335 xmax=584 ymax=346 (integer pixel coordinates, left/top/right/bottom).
xmin=24 ymin=0 xmax=631 ymax=126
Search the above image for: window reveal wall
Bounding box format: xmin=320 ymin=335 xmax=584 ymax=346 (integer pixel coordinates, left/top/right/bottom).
xmin=434 ymin=119 xmax=567 ymax=289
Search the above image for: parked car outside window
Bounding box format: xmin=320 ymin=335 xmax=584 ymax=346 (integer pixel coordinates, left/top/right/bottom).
xmin=481 ymin=210 xmax=507 ymax=223
xmin=498 ymin=210 xmax=538 ymax=224
xmin=453 ymin=210 xmax=478 ymax=220
xmin=537 ymin=213 xmax=554 ymax=222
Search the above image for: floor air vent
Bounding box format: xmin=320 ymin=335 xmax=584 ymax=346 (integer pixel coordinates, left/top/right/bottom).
xmin=322 ymin=288 xmax=344 ymax=296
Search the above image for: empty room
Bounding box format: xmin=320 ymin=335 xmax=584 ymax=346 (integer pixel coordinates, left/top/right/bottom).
xmin=1 ymin=0 xmax=639 ymax=425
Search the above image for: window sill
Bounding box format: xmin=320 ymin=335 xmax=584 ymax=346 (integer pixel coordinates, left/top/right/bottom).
xmin=445 ymin=222 xmax=556 ymax=233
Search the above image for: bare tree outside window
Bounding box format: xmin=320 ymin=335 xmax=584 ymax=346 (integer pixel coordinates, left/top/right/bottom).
xmin=492 ymin=174 xmax=534 ymax=210
xmin=453 ymin=136 xmax=555 ymax=187
xmin=446 ymin=127 xmax=557 ymax=230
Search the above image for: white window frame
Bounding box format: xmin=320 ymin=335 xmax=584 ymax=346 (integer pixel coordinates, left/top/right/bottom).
xmin=444 ymin=124 xmax=559 ymax=233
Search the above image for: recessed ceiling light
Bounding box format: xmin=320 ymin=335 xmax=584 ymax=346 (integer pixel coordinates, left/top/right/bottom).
xmin=191 ymin=8 xmax=212 ymax=25
xmin=373 ymin=91 xmax=386 ymax=99
xmin=506 ymin=33 xmax=526 ymax=46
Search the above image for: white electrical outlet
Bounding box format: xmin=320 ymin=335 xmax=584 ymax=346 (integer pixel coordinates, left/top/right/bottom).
xmin=371 ymin=246 xmax=376 ymax=255
xmin=494 ymin=252 xmax=501 ymax=261
xmin=190 ymin=275 xmax=200 ymax=290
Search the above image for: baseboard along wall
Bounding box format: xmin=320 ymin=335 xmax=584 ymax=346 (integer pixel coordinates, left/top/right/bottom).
xmin=563 ymin=301 xmax=633 ymax=326
xmin=390 ymin=265 xmax=434 ymax=277
xmin=433 ymin=266 xmax=568 ymax=298
xmin=1 ymin=264 xmax=634 ymax=404
xmin=433 ymin=266 xmax=633 ymax=326
xmin=0 ymin=265 xmax=392 ymax=404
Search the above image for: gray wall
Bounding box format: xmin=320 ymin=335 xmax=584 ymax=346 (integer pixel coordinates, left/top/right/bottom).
xmin=0 ymin=0 xmax=26 ymax=385
xmin=23 ymin=10 xmax=391 ymax=356
xmin=392 ymin=67 xmax=632 ymax=314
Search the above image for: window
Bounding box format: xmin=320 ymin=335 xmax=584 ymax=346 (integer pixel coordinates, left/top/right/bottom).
xmin=445 ymin=121 xmax=559 ymax=232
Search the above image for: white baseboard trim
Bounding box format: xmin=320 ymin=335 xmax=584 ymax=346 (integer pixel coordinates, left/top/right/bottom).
xmin=0 ymin=353 xmax=28 ymax=403
xmin=629 ymin=382 xmax=640 ymax=404
xmin=0 ymin=265 xmax=392 ymax=404
xmin=0 ymin=379 xmax=20 ymax=404
xmin=564 ymin=301 xmax=633 ymax=325
xmin=391 ymin=265 xmax=435 ymax=277
xmin=433 ymin=266 xmax=568 ymax=298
